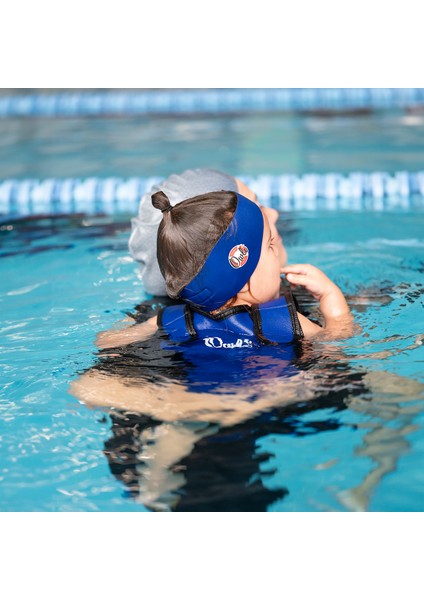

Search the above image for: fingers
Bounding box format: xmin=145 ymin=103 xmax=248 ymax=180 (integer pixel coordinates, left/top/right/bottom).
xmin=284 ymin=272 xmax=310 ymax=287
xmin=281 ymin=264 xmax=324 ymax=297
xmin=281 ymin=264 xmax=311 ymax=276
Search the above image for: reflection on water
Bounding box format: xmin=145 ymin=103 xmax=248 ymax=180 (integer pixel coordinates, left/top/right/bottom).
xmin=70 ymin=292 xmax=424 ymax=512
xmin=85 ymin=348 xmax=423 ymax=511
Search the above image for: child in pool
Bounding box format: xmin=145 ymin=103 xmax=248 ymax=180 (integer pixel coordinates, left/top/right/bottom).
xmin=128 ymin=167 xmax=287 ymax=295
xmin=97 ymin=190 xmax=354 ymax=349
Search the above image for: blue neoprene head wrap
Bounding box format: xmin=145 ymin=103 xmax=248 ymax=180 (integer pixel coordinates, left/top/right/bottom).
xmin=179 ymin=193 xmax=264 ymax=311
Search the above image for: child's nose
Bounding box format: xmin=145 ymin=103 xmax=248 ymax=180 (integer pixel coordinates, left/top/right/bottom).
xmin=264 ymin=207 xmax=279 ymax=225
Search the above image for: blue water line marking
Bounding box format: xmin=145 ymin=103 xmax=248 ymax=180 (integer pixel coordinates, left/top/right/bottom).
xmin=1 ymin=89 xmax=424 ymax=118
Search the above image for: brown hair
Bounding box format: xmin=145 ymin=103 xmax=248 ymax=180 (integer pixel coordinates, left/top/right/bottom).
xmin=152 ymin=190 xmax=237 ymax=298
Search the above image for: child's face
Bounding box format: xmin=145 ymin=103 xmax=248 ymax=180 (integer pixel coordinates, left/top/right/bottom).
xmin=262 ymin=206 xmax=287 ymax=267
xmin=242 ymin=186 xmax=287 ymax=268
xmin=247 ymin=208 xmax=282 ymax=304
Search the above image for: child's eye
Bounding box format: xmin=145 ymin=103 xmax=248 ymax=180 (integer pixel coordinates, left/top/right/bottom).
xmin=269 ymin=237 xmax=275 ymax=248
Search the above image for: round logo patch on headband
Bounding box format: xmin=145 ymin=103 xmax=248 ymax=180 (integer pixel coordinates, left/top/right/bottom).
xmin=228 ymin=244 xmax=249 ymax=269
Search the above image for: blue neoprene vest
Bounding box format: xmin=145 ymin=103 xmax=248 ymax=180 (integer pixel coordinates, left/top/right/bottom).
xmin=155 ymin=289 xmax=303 ymax=393
xmin=158 ymin=291 xmax=303 ymax=351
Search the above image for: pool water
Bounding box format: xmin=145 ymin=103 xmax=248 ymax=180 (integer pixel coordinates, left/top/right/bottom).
xmin=1 ymin=209 xmax=423 ymax=511
xmin=2 ymin=109 xmax=424 ymax=179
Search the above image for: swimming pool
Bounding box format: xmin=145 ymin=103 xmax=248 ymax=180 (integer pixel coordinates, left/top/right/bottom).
xmin=2 ymin=105 xmax=424 ymax=180
xmin=1 ymin=99 xmax=424 ymax=511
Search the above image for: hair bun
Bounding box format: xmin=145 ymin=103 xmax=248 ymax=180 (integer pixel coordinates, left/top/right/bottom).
xmin=152 ymin=191 xmax=173 ymax=214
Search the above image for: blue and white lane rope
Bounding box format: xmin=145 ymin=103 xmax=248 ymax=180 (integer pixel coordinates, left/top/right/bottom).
xmin=1 ymin=173 xmax=424 ymax=217
xmin=1 ymin=89 xmax=424 ymax=118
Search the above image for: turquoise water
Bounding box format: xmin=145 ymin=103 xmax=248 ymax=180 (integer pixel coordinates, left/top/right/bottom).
xmin=1 ymin=104 xmax=424 ymax=511
xmin=1 ymin=110 xmax=424 ymax=179
xmin=1 ymin=209 xmax=423 ymax=511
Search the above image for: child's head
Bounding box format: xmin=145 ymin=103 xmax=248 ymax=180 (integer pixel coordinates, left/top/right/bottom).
xmin=152 ymin=190 xmax=281 ymax=311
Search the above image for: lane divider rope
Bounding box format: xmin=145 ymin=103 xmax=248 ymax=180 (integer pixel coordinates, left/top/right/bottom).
xmin=1 ymin=89 xmax=424 ymax=117
xmin=1 ymin=172 xmax=423 ymax=216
